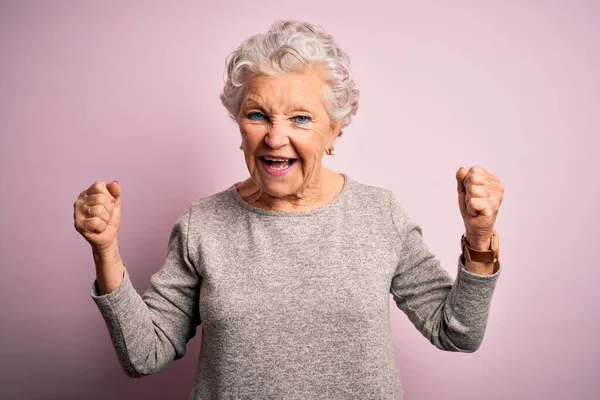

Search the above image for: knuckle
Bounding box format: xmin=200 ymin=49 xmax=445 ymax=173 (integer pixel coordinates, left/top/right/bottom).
xmin=95 ymin=220 xmax=106 ymax=232
xmin=470 ymin=173 xmax=483 ymax=184
xmin=91 ymin=193 xmax=102 ymax=204
xmin=88 ymin=218 xmax=99 ymax=230
xmin=467 ymin=185 xmax=481 ymax=196
xmin=79 ymin=220 xmax=89 ymax=232
xmin=92 ymin=181 xmax=105 ymax=192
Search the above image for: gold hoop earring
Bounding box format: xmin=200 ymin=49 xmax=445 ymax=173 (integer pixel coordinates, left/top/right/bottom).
xmin=239 ymin=144 xmax=243 ymax=150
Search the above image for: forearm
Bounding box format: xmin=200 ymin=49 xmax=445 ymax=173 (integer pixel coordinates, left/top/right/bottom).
xmin=93 ymin=239 xmax=125 ymax=295
xmin=91 ymin=266 xmax=178 ymax=378
xmin=432 ymin=255 xmax=501 ymax=352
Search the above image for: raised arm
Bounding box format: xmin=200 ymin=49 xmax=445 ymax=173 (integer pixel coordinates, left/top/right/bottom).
xmin=388 ymin=165 xmax=504 ymax=352
xmin=74 ymin=181 xmax=202 ymax=377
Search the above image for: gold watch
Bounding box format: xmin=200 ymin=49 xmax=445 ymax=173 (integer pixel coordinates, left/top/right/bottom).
xmin=461 ymin=230 xmax=499 ymax=263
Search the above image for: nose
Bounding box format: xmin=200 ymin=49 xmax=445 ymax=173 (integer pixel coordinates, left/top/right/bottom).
xmin=264 ymin=122 xmax=290 ymax=149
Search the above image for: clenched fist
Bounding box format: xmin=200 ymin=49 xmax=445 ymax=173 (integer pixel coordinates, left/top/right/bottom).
xmin=73 ymin=180 xmax=121 ymax=253
xmin=456 ymin=166 xmax=504 ymax=250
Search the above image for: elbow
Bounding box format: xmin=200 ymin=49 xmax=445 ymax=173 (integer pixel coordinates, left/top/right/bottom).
xmin=119 ymin=357 xmax=153 ymax=379
xmin=118 ymin=349 xmax=171 ymax=379
xmin=430 ymin=317 xmax=485 ymax=353
xmin=451 ymin=339 xmax=483 ymax=353
xmin=109 ymin=322 xmax=183 ymax=379
xmin=462 ymin=335 xmax=484 ymax=352
xmin=431 ymin=334 xmax=483 ymax=353
xmin=123 ymin=366 xmax=147 ymax=379
xmin=113 ymin=347 xmax=152 ymax=378
xmin=121 ymin=361 xmax=165 ymax=379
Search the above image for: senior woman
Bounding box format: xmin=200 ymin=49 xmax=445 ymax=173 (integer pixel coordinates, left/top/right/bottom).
xmin=74 ymin=20 xmax=504 ymax=399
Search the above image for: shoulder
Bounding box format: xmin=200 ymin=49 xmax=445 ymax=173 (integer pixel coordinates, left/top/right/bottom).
xmin=345 ymin=176 xmax=395 ymax=211
xmin=190 ymin=186 xmax=233 ymax=210
xmin=175 ymin=184 xmax=239 ymax=229
xmin=344 ymin=177 xmax=413 ymax=233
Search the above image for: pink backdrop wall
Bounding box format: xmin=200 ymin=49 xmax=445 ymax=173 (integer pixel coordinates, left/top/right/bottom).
xmin=1 ymin=1 xmax=598 ymax=399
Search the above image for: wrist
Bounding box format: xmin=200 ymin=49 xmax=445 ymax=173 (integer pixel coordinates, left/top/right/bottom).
xmin=464 ymin=232 xmax=493 ymax=251
xmin=464 ymin=257 xmax=498 ymax=275
xmin=92 ymin=240 xmax=120 ymax=265
xmin=461 ymin=230 xmax=500 ymax=268
xmin=92 ymin=238 xmax=119 ymax=255
xmin=93 ymin=241 xmax=125 ymax=296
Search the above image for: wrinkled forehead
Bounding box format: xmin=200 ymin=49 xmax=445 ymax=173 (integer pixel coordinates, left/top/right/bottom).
xmin=240 ymin=68 xmax=328 ymax=112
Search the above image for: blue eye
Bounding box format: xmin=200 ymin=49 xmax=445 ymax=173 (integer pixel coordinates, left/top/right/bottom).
xmin=293 ymin=115 xmax=311 ymax=124
xmin=248 ymin=112 xmax=266 ymax=121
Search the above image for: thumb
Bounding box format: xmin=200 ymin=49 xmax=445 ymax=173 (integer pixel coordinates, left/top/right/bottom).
xmin=106 ymin=180 xmax=121 ymax=200
xmin=455 ymin=167 xmax=468 ymax=192
xmin=455 ymin=167 xmax=468 ymax=218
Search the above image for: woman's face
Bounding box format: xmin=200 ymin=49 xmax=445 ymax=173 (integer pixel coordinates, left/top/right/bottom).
xmin=237 ymin=67 xmax=340 ymax=199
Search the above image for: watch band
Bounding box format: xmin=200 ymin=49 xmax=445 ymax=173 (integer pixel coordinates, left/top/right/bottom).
xmin=461 ymin=230 xmax=499 ymax=263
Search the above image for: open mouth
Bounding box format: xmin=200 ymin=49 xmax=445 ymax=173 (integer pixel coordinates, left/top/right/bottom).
xmin=259 ymin=156 xmax=297 ymax=170
xmin=259 ymin=156 xmax=298 ymax=175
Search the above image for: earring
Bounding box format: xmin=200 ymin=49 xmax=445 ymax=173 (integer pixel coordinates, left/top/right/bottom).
xmin=239 ymin=143 xmax=243 ymax=150
xmin=326 ymin=146 xmax=336 ymax=156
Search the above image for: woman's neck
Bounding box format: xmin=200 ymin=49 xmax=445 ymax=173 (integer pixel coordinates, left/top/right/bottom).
xmin=237 ymin=168 xmax=345 ymax=212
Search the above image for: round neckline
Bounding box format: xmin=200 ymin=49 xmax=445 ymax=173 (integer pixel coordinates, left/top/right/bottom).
xmin=229 ymin=173 xmax=351 ymax=217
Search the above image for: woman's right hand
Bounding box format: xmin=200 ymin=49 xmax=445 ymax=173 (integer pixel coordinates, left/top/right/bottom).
xmin=73 ymin=180 xmax=122 ymax=253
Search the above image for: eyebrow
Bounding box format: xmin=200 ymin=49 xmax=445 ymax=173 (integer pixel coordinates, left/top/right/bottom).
xmin=241 ymin=98 xmax=314 ymax=114
xmin=290 ymin=103 xmax=314 ymax=113
xmin=242 ymin=98 xmax=264 ymax=109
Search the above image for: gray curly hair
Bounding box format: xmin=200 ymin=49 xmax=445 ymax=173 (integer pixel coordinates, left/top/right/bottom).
xmin=220 ymin=20 xmax=359 ymax=132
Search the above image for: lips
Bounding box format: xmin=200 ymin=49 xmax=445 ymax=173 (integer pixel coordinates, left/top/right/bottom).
xmin=260 ymin=156 xmax=297 ymax=169
xmin=258 ymin=156 xmax=298 ymax=176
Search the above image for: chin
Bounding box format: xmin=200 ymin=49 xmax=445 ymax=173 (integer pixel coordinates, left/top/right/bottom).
xmin=252 ymin=160 xmax=306 ymax=198
xmin=257 ymin=178 xmax=301 ymax=198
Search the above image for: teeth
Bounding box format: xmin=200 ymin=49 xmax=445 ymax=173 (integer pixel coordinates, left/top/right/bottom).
xmin=264 ymin=157 xmax=288 ymax=161
xmin=269 ymin=163 xmax=289 ymax=170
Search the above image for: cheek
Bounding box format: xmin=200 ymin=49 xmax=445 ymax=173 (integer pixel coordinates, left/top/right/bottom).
xmin=240 ymin=125 xmax=266 ymax=150
xmin=293 ymin=137 xmax=325 ymax=168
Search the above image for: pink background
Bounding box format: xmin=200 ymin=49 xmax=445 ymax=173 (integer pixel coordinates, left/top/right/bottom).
xmin=1 ymin=1 xmax=598 ymax=399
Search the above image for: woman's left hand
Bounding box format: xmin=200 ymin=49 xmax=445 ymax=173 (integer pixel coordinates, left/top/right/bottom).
xmin=456 ymin=166 xmax=504 ymax=250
